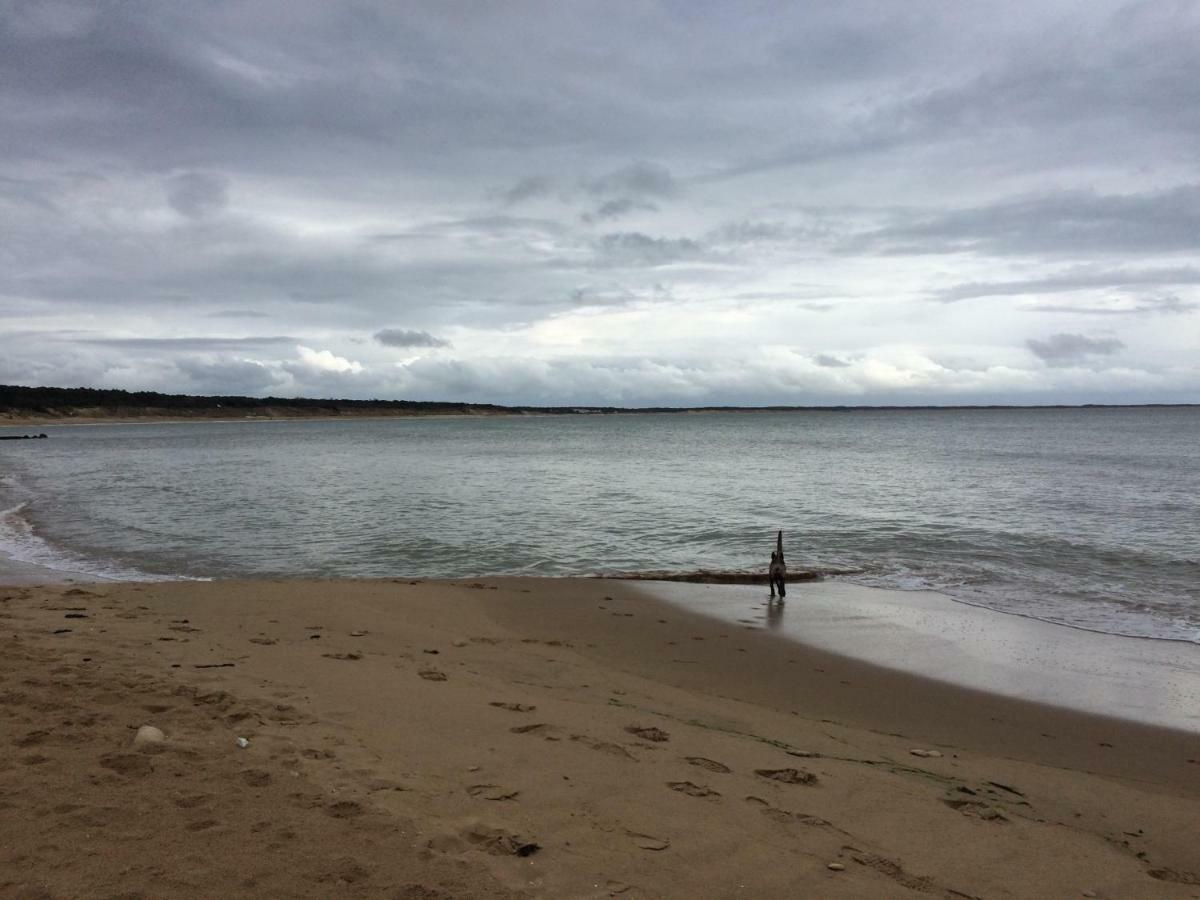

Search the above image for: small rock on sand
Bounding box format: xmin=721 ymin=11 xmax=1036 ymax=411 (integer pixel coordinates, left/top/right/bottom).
xmin=133 ymin=725 xmax=165 ymax=746
xmin=910 ymin=748 xmax=942 ymax=758
xmin=827 ymin=863 xmax=845 ymax=871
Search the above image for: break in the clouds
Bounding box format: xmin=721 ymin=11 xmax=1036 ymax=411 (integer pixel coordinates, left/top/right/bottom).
xmin=1 ymin=1 xmax=1198 ymax=406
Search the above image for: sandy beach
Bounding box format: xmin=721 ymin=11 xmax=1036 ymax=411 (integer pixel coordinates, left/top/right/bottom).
xmin=3 ymin=576 xmax=1199 ymax=899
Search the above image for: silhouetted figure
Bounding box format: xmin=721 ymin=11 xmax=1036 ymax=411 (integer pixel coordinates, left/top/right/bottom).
xmin=768 ymin=530 xmax=787 ymax=599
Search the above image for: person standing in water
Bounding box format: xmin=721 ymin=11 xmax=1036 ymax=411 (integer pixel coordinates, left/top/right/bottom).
xmin=768 ymin=529 xmax=787 ymax=599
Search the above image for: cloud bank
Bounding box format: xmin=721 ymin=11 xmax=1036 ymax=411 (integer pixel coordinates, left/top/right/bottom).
xmin=0 ymin=1 xmax=1196 ymax=405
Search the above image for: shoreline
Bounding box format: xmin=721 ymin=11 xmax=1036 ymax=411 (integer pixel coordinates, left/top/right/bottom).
xmin=4 ymin=402 xmax=1198 ymax=428
xmin=2 ymin=576 xmax=1198 ymax=898
xmin=1 ymin=543 xmax=1196 ymax=730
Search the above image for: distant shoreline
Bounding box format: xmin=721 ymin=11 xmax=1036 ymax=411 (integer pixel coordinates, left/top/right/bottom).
xmin=1 ymin=383 xmax=1196 ymax=426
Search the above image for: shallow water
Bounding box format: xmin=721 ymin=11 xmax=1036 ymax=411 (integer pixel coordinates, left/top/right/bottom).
xmin=1 ymin=407 xmax=1197 ymax=641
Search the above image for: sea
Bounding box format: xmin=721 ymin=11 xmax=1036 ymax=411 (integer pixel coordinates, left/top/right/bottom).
xmin=2 ymin=407 xmax=1197 ymax=644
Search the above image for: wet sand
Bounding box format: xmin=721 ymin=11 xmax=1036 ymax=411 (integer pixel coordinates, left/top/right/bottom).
xmin=2 ymin=577 xmax=1199 ymax=899
xmin=643 ymin=579 xmax=1200 ymax=732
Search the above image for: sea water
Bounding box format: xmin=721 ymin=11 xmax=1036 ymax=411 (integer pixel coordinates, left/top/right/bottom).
xmin=1 ymin=407 xmax=1197 ymax=643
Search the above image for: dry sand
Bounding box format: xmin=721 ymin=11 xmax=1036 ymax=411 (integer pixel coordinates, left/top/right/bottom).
xmin=2 ymin=577 xmax=1198 ymax=899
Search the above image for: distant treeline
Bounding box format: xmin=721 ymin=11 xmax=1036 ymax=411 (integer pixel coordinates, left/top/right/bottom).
xmin=0 ymin=384 xmax=608 ymax=418
xmin=1 ymin=384 xmax=1194 ymax=421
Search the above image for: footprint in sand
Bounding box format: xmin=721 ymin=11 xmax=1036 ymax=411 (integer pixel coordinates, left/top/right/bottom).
xmin=684 ymin=756 xmax=731 ymax=774
xmin=461 ymin=824 xmax=540 ymax=857
xmin=418 ymin=669 xmax=447 ymax=681
xmin=571 ymin=734 xmax=636 ymax=759
xmin=745 ymin=797 xmax=844 ymax=832
xmin=466 ymin=783 xmax=521 ymax=801
xmin=625 ymin=725 xmax=670 ymax=742
xmin=744 ymin=795 xmax=794 ymax=824
xmin=490 ymin=701 xmax=536 ymax=712
xmin=667 ymin=781 xmax=721 ymax=799
xmin=325 ymin=800 xmax=364 ymax=819
xmin=239 ymin=768 xmax=273 ymax=787
xmin=315 ymin=857 xmax=372 ymax=886
xmin=100 ymin=753 xmax=153 ymax=777
xmin=755 ymin=767 xmax=818 ymax=785
xmin=15 ymin=729 xmax=49 ymax=747
xmin=625 ymin=830 xmax=670 ymax=851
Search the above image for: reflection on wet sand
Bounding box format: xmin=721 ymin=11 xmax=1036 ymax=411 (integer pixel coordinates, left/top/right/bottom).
xmin=765 ymin=595 xmax=785 ymax=630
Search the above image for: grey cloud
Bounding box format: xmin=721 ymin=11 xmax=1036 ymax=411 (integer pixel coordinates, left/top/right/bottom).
xmin=815 ymin=354 xmax=851 ymax=368
xmin=498 ymin=176 xmax=556 ymax=206
xmin=715 ymin=5 xmax=1200 ymax=182
xmin=1026 ymin=333 xmax=1125 ymax=367
xmin=166 ymin=172 xmax=229 ymax=219
xmin=849 ymin=185 xmax=1200 ymax=257
xmin=1027 ymin=293 xmax=1198 ymax=316
xmin=374 ymin=328 xmax=450 ymax=349
xmin=175 ymin=356 xmax=282 ymax=394
xmin=585 ymin=162 xmax=677 ymax=199
xmin=936 ymin=266 xmax=1200 ymax=302
xmin=593 ymin=232 xmax=706 ymax=267
xmin=706 ymin=221 xmax=791 ymax=244
xmin=207 ymin=309 xmax=271 ymax=319
xmin=78 ymin=336 xmax=297 ymax=351
xmin=2 ymin=3 xmax=1199 ymax=405
xmin=583 ymin=197 xmax=659 ymax=223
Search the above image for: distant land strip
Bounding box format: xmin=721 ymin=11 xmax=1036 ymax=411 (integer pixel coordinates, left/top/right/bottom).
xmin=1 ymin=384 xmax=1196 ymax=424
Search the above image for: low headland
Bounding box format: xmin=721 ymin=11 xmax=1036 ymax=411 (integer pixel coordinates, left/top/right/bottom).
xmin=2 ymin=575 xmax=1198 ymax=898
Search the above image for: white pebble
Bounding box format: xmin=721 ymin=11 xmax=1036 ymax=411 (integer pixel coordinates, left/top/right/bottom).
xmin=827 ymin=862 xmax=845 ymax=871
xmin=909 ymin=748 xmax=942 ymax=758
xmin=235 ymin=736 xmax=250 ymax=748
xmin=133 ymin=725 xmax=165 ymax=745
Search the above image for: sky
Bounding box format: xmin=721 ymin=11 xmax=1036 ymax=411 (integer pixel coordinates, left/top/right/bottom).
xmin=2 ymin=0 xmax=1198 ymax=406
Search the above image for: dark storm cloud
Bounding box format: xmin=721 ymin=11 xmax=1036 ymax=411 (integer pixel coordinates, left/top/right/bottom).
xmin=1026 ymin=333 xmax=1125 ymax=367
xmin=936 ymin=266 xmax=1200 ymax=302
xmin=374 ymin=329 xmax=450 ymax=349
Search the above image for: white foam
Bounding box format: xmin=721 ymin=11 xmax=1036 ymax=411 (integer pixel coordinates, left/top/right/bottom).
xmin=0 ymin=501 xmax=191 ymax=582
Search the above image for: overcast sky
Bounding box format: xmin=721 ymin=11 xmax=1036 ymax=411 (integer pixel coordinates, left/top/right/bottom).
xmin=2 ymin=1 xmax=1198 ymax=406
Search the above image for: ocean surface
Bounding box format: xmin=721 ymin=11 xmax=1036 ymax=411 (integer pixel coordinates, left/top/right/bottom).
xmin=2 ymin=408 xmax=1197 ymax=643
